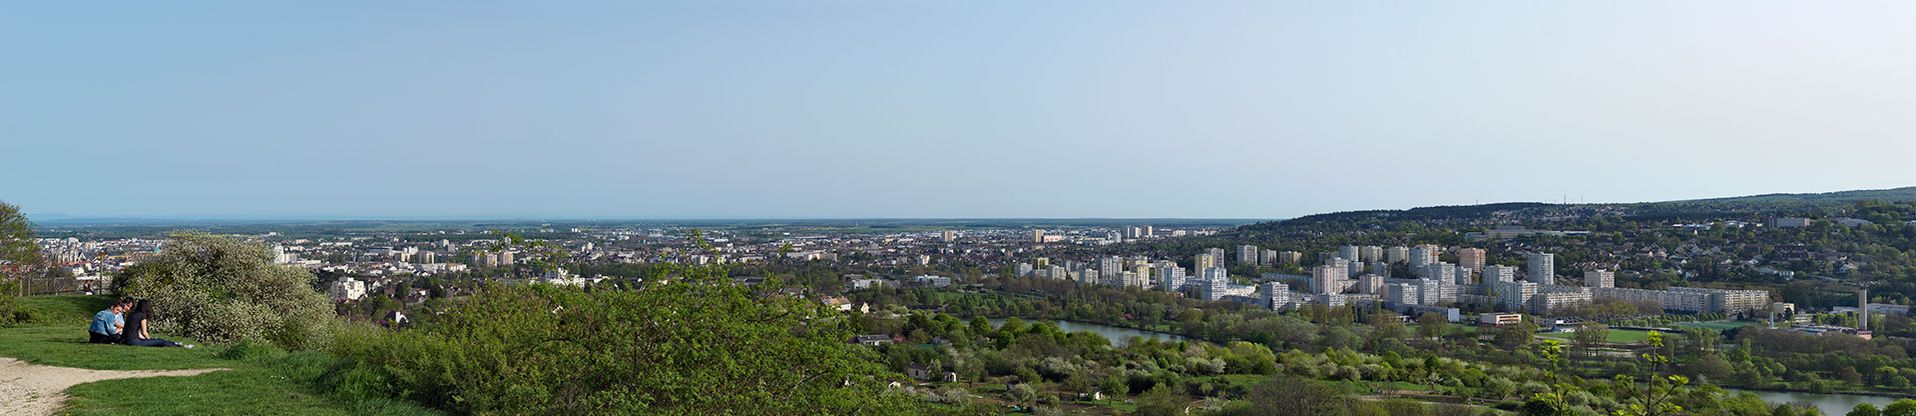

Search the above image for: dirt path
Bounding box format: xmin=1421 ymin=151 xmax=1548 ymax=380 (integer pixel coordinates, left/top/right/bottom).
xmin=0 ymin=357 xmax=225 ymax=416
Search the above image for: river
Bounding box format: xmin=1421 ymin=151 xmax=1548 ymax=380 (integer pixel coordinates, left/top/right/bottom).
xmin=986 ymin=318 xmax=1188 ymax=346
xmin=1729 ymin=388 xmax=1901 ymax=415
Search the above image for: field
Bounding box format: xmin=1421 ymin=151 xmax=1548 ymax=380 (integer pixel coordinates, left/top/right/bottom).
xmin=1677 ymin=321 xmax=1755 ymax=331
xmin=1537 ymin=328 xmax=1654 ymax=344
xmin=0 ymin=295 xmax=440 ymax=416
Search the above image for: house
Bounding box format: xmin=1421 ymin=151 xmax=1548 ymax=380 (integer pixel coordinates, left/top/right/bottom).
xmin=1478 ymin=313 xmax=1522 ymax=327
xmin=849 ymin=278 xmax=891 ymax=290
xmin=911 ymin=275 xmax=953 ymax=288
xmin=382 ymin=310 xmax=410 ymax=328
xmin=907 ymin=364 xmax=932 ymax=380
xmin=852 ymin=334 xmax=893 ymax=347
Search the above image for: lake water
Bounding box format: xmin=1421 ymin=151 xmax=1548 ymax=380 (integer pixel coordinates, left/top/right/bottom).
xmin=1729 ymin=388 xmax=1901 ymax=415
xmin=986 ymin=318 xmax=1187 ymax=346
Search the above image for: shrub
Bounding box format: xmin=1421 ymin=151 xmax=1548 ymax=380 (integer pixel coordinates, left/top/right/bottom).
xmin=114 ymin=231 xmax=332 ymax=348
xmin=336 ymin=265 xmax=918 ymax=415
xmin=0 ymin=280 xmax=22 ymax=326
xmin=219 ymin=339 xmax=287 ymax=361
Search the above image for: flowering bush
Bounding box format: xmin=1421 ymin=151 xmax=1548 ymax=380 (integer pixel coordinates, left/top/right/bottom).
xmin=333 ymin=265 xmax=918 ymax=415
xmin=115 ymin=231 xmax=332 ymax=349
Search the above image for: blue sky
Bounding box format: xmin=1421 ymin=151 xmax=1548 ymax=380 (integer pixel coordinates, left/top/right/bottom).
xmin=5 ymin=1 xmax=1915 ymax=219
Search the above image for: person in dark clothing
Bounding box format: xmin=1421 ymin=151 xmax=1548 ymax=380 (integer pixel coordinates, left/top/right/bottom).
xmin=120 ymin=300 xmax=193 ymax=349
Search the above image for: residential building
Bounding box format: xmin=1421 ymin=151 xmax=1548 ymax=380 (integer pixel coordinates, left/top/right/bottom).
xmin=1200 ymin=267 xmax=1231 ymax=301
xmin=1409 ymin=245 xmax=1438 ymax=268
xmin=1360 ymin=246 xmax=1384 ymax=263
xmin=1357 ymin=274 xmax=1384 ymax=295
xmin=1239 ymin=245 xmax=1261 ymax=265
xmin=1386 ymin=282 xmax=1420 ymax=307
xmin=329 ymin=277 xmax=367 ymax=302
xmin=1157 ymin=263 xmax=1187 ymax=292
xmin=1584 ymin=270 xmax=1614 ymax=288
xmin=1311 ymin=263 xmax=1345 ymax=295
xmin=1490 ymin=280 xmax=1538 ymax=312
xmin=1525 ymin=252 xmax=1554 ymax=285
xmin=1099 ymin=256 xmax=1125 ymax=284
xmin=1483 ymin=265 xmax=1517 ymax=283
xmin=1385 ymin=246 xmax=1409 ymax=264
xmin=1193 ymin=252 xmax=1219 ymax=273
xmin=1456 ymin=248 xmax=1486 ymax=272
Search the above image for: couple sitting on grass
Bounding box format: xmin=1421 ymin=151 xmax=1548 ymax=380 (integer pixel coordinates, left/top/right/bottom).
xmin=87 ymin=297 xmax=194 ymax=349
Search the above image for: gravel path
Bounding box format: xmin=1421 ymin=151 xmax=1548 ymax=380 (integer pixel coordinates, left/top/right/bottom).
xmin=0 ymin=357 xmax=225 ymax=416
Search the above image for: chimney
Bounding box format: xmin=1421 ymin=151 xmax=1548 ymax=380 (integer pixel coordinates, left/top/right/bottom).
xmin=1859 ymin=288 xmax=1870 ymax=332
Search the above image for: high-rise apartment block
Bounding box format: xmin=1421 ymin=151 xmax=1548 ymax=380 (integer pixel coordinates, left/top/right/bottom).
xmin=1584 ymin=269 xmax=1614 ymax=288
xmin=1456 ymin=248 xmax=1486 ymax=272
xmin=1239 ymin=245 xmax=1261 ymax=265
xmin=1525 ymin=252 xmax=1555 ymax=285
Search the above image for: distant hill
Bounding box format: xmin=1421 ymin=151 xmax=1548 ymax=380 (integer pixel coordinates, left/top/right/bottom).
xmin=1665 ymin=187 xmax=1916 ymax=205
xmin=1240 ymin=186 xmax=1916 ymax=234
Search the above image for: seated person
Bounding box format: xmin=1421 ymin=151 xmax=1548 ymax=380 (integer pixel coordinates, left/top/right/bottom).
xmin=87 ymin=298 xmax=133 ymax=344
xmin=120 ymin=300 xmax=193 ymax=349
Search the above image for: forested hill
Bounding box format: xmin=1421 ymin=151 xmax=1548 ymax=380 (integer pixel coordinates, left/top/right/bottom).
xmin=1237 ymin=186 xmax=1916 ymax=235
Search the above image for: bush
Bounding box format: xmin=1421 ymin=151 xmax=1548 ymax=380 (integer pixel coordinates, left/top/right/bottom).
xmin=114 ymin=231 xmax=332 ymax=348
xmin=219 ymin=339 xmax=287 ymax=361
xmin=0 ymin=281 xmax=33 ymax=325
xmin=0 ymin=280 xmax=25 ymax=326
xmin=334 ymin=266 xmax=918 ymax=415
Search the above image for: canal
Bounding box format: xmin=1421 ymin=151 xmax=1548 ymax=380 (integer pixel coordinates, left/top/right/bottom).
xmin=1729 ymin=388 xmax=1902 ymax=415
xmin=986 ymin=318 xmax=1188 ymax=346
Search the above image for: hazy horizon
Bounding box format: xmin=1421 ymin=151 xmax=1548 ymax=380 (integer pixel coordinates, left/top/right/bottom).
xmin=8 ymin=1 xmax=1916 ymax=218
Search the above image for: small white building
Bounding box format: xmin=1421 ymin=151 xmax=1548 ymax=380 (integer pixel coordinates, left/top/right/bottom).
xmin=330 ymin=277 xmax=368 ymax=302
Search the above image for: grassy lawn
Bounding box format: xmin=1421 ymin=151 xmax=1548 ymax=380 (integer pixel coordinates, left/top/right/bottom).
xmin=0 ymin=325 xmax=227 ymax=370
xmin=62 ymin=364 xmax=427 ymax=416
xmin=1676 ymin=321 xmax=1752 ymax=331
xmin=1537 ymin=329 xmax=1653 ymax=344
xmin=3 ymin=295 xmax=441 ymax=416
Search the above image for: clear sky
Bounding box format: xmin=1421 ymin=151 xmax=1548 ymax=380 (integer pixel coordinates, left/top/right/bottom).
xmin=5 ymin=2 xmax=1916 ymax=219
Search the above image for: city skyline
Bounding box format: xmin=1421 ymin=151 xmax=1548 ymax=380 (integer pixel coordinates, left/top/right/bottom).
xmin=7 ymin=1 xmax=1916 ymax=219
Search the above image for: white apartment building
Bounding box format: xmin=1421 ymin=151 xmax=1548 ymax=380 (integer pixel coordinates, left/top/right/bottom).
xmin=330 ymin=277 xmax=368 ymax=302
xmin=1525 ymin=252 xmax=1554 ymax=285
xmin=1584 ymin=270 xmax=1615 ymax=288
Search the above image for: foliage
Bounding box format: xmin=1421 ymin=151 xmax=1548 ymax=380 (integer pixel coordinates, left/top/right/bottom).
xmin=0 ymin=200 xmax=39 ymax=326
xmin=113 ymin=231 xmax=333 ymax=348
xmin=333 ymin=264 xmax=918 ymax=415
xmin=1613 ymin=331 xmax=1688 ymax=416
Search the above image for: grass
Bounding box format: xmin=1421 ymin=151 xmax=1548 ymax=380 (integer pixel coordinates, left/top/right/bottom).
xmin=1536 ymin=328 xmax=1653 ymax=344
xmin=3 ymin=295 xmax=443 ymax=416
xmin=61 ymin=365 xmax=425 ymax=416
xmin=1676 ymin=321 xmax=1753 ymax=331
xmin=0 ymin=325 xmax=226 ymax=370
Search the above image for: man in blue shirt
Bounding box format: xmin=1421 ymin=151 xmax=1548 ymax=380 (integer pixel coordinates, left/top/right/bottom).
xmin=88 ymin=297 xmax=134 ymax=344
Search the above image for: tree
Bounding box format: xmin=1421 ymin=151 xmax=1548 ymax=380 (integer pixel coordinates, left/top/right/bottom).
xmin=1215 ymin=376 xmax=1347 ymax=416
xmin=1571 ymin=323 xmax=1609 ymax=361
xmin=1134 ymin=384 xmax=1183 ymax=416
xmin=1850 ymin=403 xmax=1882 ymax=416
xmin=113 ymin=232 xmax=332 ymax=347
xmin=341 ymin=263 xmax=918 ymax=415
xmin=0 ymin=201 xmax=37 ymax=324
xmin=1416 ymin=312 xmax=1448 ymax=339
xmin=1525 ymin=340 xmax=1571 ymax=416
xmin=1886 ymin=399 xmax=1916 ymax=416
xmin=1839 ymin=367 xmax=1865 ymax=385
xmin=1614 ymin=331 xmax=1688 ymax=416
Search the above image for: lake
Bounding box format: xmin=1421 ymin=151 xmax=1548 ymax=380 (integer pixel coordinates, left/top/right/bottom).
xmin=1729 ymin=388 xmax=1901 ymax=415
xmin=987 ymin=318 xmax=1187 ymax=346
